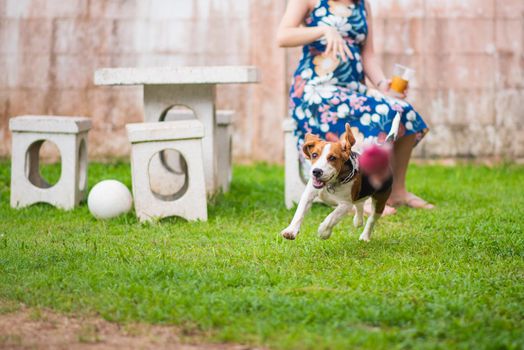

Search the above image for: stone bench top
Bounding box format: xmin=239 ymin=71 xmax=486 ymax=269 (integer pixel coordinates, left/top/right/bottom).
xmin=127 ymin=120 xmax=205 ymax=143
xmin=95 ymin=66 xmax=260 ymax=86
xmin=9 ymin=116 xmax=92 ymax=133
xmin=166 ymin=109 xmax=234 ymax=125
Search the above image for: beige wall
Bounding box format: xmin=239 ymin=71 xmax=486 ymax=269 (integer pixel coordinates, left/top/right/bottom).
xmin=0 ymin=0 xmax=523 ymax=162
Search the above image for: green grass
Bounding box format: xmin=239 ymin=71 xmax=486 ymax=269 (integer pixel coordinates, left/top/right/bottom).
xmin=0 ymin=161 xmax=523 ymax=349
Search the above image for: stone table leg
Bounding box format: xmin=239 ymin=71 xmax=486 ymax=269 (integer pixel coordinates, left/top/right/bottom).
xmin=143 ymin=84 xmax=218 ymax=195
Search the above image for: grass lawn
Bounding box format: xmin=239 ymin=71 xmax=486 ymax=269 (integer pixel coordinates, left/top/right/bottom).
xmin=0 ymin=161 xmax=523 ymax=349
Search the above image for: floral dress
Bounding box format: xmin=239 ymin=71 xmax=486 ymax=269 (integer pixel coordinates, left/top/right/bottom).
xmin=290 ymin=0 xmax=428 ymax=153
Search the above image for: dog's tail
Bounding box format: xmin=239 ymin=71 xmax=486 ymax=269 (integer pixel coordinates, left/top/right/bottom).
xmin=385 ymin=113 xmax=402 ymax=144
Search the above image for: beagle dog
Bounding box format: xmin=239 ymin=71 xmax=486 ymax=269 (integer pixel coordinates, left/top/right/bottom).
xmin=281 ymin=116 xmax=401 ymax=242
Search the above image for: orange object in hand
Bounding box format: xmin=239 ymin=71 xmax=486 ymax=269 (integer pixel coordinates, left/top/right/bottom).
xmin=391 ymin=64 xmax=415 ymax=95
xmin=390 ymin=75 xmax=409 ymax=94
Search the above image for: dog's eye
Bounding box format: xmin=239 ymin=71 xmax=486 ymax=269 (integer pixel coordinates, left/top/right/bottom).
xmin=328 ymin=155 xmax=337 ymax=162
xmin=311 ymin=153 xmax=318 ymax=159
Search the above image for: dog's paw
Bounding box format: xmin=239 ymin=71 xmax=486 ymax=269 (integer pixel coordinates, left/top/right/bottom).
xmin=353 ymin=214 xmax=364 ymax=228
xmin=281 ymin=227 xmax=298 ymax=240
xmin=359 ymin=232 xmax=371 ymax=242
xmin=318 ymin=223 xmax=333 ymax=240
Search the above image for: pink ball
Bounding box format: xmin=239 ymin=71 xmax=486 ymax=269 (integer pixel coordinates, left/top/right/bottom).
xmin=359 ymin=145 xmax=390 ymax=175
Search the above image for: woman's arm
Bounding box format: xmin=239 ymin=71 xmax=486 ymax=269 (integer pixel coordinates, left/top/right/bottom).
xmin=277 ymin=0 xmax=353 ymax=61
xmin=361 ymin=2 xmax=389 ymax=91
xmin=276 ymin=0 xmax=325 ymax=48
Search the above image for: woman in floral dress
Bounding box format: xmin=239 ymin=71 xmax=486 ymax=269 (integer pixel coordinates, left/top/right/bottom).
xmin=277 ymin=0 xmax=434 ymax=211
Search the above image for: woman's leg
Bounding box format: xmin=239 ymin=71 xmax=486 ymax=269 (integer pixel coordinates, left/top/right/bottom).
xmin=388 ymin=134 xmax=434 ymax=209
xmin=391 ymin=134 xmax=416 ymax=196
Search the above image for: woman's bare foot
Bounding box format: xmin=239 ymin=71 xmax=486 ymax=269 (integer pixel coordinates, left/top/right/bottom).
xmin=363 ymin=201 xmax=397 ymax=216
xmin=388 ymin=192 xmax=435 ymax=209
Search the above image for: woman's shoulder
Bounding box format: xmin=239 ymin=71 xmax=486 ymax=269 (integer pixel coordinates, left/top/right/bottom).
xmin=362 ymin=0 xmax=371 ymax=13
xmin=288 ymin=0 xmax=320 ymax=13
xmin=307 ymin=0 xmax=320 ymax=11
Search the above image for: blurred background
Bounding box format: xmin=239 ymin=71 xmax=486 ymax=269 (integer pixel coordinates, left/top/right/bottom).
xmin=0 ymin=0 xmax=522 ymax=163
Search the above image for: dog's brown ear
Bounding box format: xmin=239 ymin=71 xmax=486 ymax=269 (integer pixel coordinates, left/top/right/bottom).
xmin=302 ymin=133 xmax=320 ymax=159
xmin=341 ymin=123 xmax=356 ymax=159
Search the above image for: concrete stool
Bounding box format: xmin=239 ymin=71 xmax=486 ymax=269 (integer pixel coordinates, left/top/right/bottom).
xmin=283 ymin=119 xmax=307 ymax=209
xmin=216 ymin=111 xmax=234 ymax=193
xmin=164 ymin=109 xmax=234 ymax=193
xmin=9 ymin=116 xmax=91 ymax=210
xmin=127 ymin=120 xmax=207 ymax=222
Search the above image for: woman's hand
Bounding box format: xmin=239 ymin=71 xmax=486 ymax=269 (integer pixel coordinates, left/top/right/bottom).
xmin=378 ymin=79 xmax=408 ymax=100
xmin=322 ymin=27 xmax=354 ymax=62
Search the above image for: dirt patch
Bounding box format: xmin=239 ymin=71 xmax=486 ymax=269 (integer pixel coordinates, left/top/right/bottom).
xmin=0 ymin=301 xmax=261 ymax=350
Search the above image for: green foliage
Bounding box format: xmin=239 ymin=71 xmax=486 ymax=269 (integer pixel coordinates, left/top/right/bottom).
xmin=0 ymin=161 xmax=523 ymax=349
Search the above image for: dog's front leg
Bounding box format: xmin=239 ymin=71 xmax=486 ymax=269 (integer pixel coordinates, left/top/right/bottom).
xmin=318 ymin=203 xmax=352 ymax=240
xmin=281 ymin=180 xmax=319 ymax=240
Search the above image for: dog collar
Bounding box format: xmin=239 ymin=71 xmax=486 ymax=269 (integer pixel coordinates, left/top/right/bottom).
xmin=340 ymin=152 xmax=360 ymax=184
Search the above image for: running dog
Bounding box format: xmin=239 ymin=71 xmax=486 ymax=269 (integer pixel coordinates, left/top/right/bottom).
xmin=281 ymin=115 xmax=401 ymax=242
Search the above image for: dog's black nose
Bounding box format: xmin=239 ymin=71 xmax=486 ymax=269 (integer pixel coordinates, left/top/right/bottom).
xmin=312 ymin=168 xmax=323 ymax=178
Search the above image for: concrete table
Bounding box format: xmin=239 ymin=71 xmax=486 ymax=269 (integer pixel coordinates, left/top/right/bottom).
xmin=94 ymin=66 xmax=260 ymax=194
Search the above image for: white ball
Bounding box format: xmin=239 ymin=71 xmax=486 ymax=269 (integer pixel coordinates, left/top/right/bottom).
xmin=88 ymin=180 xmax=133 ymax=219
